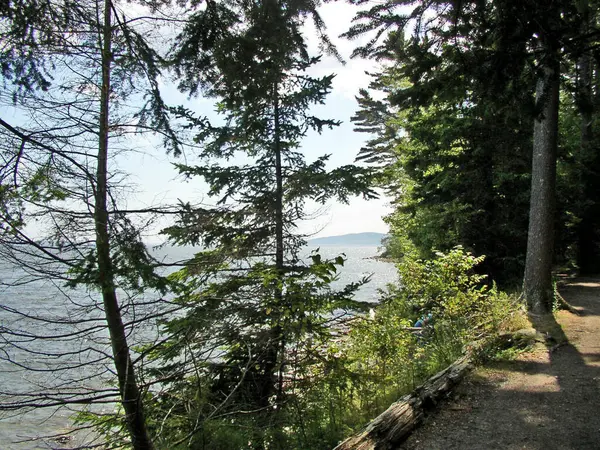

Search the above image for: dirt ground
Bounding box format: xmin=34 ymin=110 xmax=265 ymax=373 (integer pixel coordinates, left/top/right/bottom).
xmin=399 ymin=278 xmax=600 ymax=450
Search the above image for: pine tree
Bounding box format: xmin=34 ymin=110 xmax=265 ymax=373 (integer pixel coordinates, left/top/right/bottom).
xmin=141 ymin=1 xmax=377 ymax=447
xmin=345 ymin=0 xmax=600 ymax=310
xmin=348 ymin=5 xmax=535 ymax=285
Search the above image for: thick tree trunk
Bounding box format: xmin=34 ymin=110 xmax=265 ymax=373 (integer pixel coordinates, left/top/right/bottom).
xmin=95 ymin=1 xmax=153 ymax=448
xmin=523 ymin=54 xmax=560 ymax=315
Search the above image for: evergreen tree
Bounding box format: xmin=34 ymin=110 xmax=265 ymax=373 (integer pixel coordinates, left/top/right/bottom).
xmin=349 ymin=5 xmax=535 ymax=285
xmin=140 ymin=1 xmax=377 ymax=447
xmin=0 ymin=0 xmax=76 ymax=97
xmin=522 ymin=3 xmax=562 ymax=313
xmin=345 ymin=0 xmax=600 ymax=309
xmin=571 ymin=0 xmax=600 ymax=274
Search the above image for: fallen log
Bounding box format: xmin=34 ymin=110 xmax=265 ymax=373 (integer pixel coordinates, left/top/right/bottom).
xmin=333 ymin=354 xmax=472 ymax=450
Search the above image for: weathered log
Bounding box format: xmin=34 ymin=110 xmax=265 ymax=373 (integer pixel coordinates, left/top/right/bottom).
xmin=333 ymin=355 xmax=472 ymax=450
xmin=488 ymin=328 xmax=548 ymax=353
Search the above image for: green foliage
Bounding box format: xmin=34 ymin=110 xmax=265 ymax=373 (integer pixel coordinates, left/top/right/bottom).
xmin=350 ymin=12 xmax=537 ymax=283
xmin=398 ymin=248 xmax=489 ymax=322
xmin=348 ymin=0 xmax=600 ymax=286
xmin=0 ymin=0 xmax=71 ymax=95
xmin=555 ymin=91 xmax=600 ymax=274
xmin=228 ymin=247 xmax=519 ymax=449
xmin=143 ymin=248 xmax=517 ymax=450
xmin=0 ymin=3 xmax=185 ymax=448
xmin=356 ymin=72 xmax=533 ymax=283
xmin=74 ymin=408 xmax=130 ymax=449
xmin=14 ymin=0 xmax=600 ymax=447
xmin=343 ymin=247 xmax=513 ymax=394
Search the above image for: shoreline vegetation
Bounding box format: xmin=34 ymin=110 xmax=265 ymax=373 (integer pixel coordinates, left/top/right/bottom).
xmin=330 ymin=249 xmax=545 ymax=450
xmin=84 ymin=246 xmax=527 ymax=449
xmin=364 ymin=255 xmax=395 ymax=263
xmin=3 ymin=241 xmax=530 ymax=450
xmin=36 ymin=245 xmax=528 ymax=450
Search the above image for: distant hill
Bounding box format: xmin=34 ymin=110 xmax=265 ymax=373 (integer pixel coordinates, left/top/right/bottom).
xmin=308 ymin=232 xmax=387 ymax=247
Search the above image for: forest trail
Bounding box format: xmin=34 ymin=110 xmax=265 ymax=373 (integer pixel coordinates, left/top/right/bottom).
xmin=399 ymin=278 xmax=600 ymax=450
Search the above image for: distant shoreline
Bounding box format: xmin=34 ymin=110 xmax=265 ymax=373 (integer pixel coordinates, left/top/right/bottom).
xmin=307 ymin=231 xmax=387 ymax=247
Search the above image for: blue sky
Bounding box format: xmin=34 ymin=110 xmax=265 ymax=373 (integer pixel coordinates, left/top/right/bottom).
xmin=120 ymin=3 xmax=392 ymax=241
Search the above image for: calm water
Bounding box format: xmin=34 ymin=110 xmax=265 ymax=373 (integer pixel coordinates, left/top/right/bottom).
xmin=0 ymin=245 xmax=396 ymax=448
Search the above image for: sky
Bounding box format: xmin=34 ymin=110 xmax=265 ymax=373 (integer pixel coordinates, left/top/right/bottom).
xmin=119 ymin=3 xmax=393 ymax=241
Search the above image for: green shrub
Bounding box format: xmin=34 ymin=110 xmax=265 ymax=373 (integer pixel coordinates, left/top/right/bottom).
xmin=302 ymin=247 xmax=520 ymax=448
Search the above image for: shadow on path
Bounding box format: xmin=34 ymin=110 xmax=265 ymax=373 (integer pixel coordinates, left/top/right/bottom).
xmin=399 ymin=278 xmax=600 ymax=450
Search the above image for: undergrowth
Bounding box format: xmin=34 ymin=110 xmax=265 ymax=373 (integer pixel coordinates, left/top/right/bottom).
xmin=282 ymin=247 xmax=525 ymax=448
xmin=79 ymin=247 xmax=525 ymax=449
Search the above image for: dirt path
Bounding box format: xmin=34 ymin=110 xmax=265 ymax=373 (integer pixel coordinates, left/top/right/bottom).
xmin=399 ymin=278 xmax=600 ymax=450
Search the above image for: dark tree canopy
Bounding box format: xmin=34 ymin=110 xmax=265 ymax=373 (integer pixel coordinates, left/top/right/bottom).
xmin=348 ymin=0 xmax=600 ymax=303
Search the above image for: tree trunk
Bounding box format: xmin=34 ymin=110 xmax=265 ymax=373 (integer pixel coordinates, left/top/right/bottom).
xmin=334 ymin=355 xmax=472 ymax=450
xmin=273 ymin=80 xmax=286 ymax=402
xmin=575 ymin=55 xmax=599 ymax=274
xmin=95 ymin=1 xmax=153 ymax=448
xmin=523 ymin=53 xmax=560 ymax=315
xmin=256 ymin=81 xmax=284 ymax=417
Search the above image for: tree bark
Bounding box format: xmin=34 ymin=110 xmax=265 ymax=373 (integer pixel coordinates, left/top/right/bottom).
xmin=273 ymin=80 xmax=286 ymax=402
xmin=523 ymin=52 xmax=560 ymax=315
xmin=256 ymin=80 xmax=284 ymax=414
xmin=95 ymin=1 xmax=153 ymax=448
xmin=334 ymin=355 xmax=472 ymax=450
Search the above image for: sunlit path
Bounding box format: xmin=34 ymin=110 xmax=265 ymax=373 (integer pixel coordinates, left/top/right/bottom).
xmin=399 ymin=278 xmax=600 ymax=450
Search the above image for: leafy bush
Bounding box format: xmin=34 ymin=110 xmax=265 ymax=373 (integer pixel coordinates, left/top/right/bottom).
xmin=294 ymin=247 xmax=520 ymax=448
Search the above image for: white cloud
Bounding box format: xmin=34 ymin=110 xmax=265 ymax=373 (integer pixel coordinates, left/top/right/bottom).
xmin=303 ymin=3 xmax=382 ymax=100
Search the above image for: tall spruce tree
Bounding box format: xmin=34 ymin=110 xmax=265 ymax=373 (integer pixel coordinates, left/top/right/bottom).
xmin=353 ymin=73 xmax=534 ymax=284
xmin=138 ymin=0 xmax=377 ymax=447
xmin=522 ymin=4 xmax=562 ymax=313
xmin=572 ymin=0 xmax=600 ymax=274
xmin=348 ymin=3 xmax=536 ymax=285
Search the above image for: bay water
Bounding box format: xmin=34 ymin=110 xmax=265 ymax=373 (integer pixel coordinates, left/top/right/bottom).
xmin=0 ymin=245 xmax=396 ymax=448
